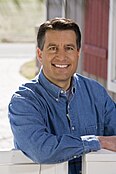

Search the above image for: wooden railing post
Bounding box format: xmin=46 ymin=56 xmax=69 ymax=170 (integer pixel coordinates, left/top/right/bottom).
xmin=82 ymin=149 xmax=116 ymax=174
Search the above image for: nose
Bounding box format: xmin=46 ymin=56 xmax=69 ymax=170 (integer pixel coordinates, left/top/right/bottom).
xmin=56 ymin=48 xmax=66 ymax=60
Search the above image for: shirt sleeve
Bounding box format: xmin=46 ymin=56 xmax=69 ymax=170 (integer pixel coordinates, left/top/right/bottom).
xmin=81 ymin=135 xmax=101 ymax=153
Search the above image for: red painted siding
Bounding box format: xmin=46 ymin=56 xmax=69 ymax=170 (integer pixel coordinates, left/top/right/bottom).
xmin=83 ymin=0 xmax=109 ymax=79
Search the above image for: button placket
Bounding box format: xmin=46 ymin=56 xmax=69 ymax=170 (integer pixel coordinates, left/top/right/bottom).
xmin=66 ymin=104 xmax=75 ymax=132
xmin=67 ymin=104 xmax=76 ymax=133
xmin=71 ymin=126 xmax=75 ymax=131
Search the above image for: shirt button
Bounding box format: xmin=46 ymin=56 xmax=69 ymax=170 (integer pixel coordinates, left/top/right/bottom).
xmin=72 ymin=126 xmax=75 ymax=131
xmin=61 ymin=90 xmax=64 ymax=94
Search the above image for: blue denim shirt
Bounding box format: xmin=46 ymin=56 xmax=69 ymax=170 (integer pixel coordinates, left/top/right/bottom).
xmin=8 ymin=70 xmax=116 ymax=174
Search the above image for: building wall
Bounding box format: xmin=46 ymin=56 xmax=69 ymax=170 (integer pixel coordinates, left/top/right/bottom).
xmin=46 ymin=0 xmax=64 ymax=19
xmin=82 ymin=0 xmax=116 ymax=100
xmin=83 ymin=0 xmax=109 ymax=80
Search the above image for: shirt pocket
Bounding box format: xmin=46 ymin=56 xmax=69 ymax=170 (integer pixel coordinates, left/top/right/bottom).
xmin=85 ymin=123 xmax=104 ymax=135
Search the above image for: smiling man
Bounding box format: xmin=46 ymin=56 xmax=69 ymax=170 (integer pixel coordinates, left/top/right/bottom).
xmin=9 ymin=18 xmax=116 ymax=174
xmin=37 ymin=29 xmax=80 ymax=90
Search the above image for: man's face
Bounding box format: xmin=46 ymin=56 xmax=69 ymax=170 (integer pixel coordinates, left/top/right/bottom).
xmin=37 ymin=30 xmax=80 ymax=90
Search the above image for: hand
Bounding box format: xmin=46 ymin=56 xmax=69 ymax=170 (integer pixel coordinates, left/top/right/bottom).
xmin=98 ymin=136 xmax=116 ymax=152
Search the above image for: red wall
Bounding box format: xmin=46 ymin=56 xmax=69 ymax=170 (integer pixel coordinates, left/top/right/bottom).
xmin=83 ymin=0 xmax=109 ymax=79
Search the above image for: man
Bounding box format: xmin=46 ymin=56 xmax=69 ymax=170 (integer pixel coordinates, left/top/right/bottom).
xmin=8 ymin=18 xmax=116 ymax=174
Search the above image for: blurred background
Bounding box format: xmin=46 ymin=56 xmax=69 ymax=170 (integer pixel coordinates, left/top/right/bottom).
xmin=0 ymin=0 xmax=46 ymax=43
xmin=0 ymin=0 xmax=46 ymax=150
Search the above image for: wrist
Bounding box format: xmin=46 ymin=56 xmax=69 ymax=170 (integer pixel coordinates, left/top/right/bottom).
xmin=98 ymin=136 xmax=107 ymax=149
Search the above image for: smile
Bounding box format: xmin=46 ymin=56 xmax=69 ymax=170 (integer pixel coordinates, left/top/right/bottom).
xmin=53 ymin=64 xmax=69 ymax=68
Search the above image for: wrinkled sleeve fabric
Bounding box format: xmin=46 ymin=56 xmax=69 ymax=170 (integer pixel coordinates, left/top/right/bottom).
xmin=8 ymin=93 xmax=101 ymax=164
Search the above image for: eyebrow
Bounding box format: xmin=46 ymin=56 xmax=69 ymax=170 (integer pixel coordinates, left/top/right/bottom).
xmin=47 ymin=43 xmax=76 ymax=47
xmin=47 ymin=43 xmax=57 ymax=48
xmin=66 ymin=44 xmax=76 ymax=48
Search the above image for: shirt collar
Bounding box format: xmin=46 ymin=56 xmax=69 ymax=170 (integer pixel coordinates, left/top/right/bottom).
xmin=38 ymin=69 xmax=76 ymax=101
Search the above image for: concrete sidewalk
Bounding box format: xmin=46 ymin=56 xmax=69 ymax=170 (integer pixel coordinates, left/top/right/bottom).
xmin=0 ymin=43 xmax=36 ymax=150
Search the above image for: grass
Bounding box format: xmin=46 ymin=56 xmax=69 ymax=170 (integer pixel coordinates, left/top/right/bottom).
xmin=20 ymin=59 xmax=37 ymax=80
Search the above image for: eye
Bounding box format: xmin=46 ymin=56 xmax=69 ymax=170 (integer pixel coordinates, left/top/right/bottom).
xmin=48 ymin=46 xmax=57 ymax=52
xmin=65 ymin=46 xmax=75 ymax=51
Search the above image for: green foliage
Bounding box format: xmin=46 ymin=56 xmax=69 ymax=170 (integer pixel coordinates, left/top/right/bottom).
xmin=12 ymin=0 xmax=21 ymax=8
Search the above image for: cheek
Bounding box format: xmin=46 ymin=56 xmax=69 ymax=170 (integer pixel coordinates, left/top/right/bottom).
xmin=42 ymin=56 xmax=51 ymax=68
xmin=72 ymin=57 xmax=79 ymax=71
xmin=73 ymin=62 xmax=78 ymax=72
xmin=72 ymin=55 xmax=79 ymax=65
xmin=40 ymin=53 xmax=47 ymax=64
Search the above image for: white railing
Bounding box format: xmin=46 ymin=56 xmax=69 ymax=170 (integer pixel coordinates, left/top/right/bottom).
xmin=0 ymin=149 xmax=116 ymax=174
xmin=0 ymin=150 xmax=68 ymax=174
xmin=82 ymin=149 xmax=116 ymax=174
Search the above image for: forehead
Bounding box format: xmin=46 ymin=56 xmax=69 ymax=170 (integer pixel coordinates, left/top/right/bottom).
xmin=44 ymin=30 xmax=77 ymax=44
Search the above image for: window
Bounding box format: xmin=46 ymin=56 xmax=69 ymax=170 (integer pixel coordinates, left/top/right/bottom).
xmin=107 ymin=0 xmax=116 ymax=93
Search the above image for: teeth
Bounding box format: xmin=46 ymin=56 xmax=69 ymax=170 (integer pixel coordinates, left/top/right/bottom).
xmin=55 ymin=64 xmax=68 ymax=68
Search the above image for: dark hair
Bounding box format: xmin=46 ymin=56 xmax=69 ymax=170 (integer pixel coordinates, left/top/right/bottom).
xmin=37 ymin=18 xmax=81 ymax=50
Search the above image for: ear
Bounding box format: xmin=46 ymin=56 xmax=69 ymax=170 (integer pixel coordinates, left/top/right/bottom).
xmin=36 ymin=47 xmax=42 ymax=64
xmin=77 ymin=48 xmax=80 ymax=57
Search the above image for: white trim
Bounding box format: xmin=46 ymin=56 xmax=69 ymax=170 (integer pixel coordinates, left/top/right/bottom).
xmin=107 ymin=0 xmax=116 ymax=93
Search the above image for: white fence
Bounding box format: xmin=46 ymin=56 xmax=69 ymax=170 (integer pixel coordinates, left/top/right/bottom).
xmin=0 ymin=150 xmax=68 ymax=174
xmin=0 ymin=149 xmax=116 ymax=174
xmin=82 ymin=149 xmax=116 ymax=174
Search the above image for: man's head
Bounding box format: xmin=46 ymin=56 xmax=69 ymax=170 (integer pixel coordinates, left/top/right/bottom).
xmin=37 ymin=18 xmax=81 ymax=51
xmin=37 ymin=18 xmax=81 ymax=90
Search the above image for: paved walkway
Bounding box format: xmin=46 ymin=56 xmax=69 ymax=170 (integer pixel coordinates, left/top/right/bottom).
xmin=0 ymin=43 xmax=36 ymax=150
